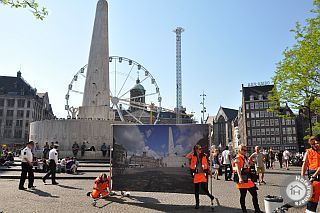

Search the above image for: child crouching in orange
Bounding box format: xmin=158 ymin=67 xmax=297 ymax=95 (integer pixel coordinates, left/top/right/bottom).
xmin=87 ymin=173 xmax=111 ymax=199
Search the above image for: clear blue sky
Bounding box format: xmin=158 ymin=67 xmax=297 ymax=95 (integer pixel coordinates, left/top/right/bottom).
xmin=0 ymin=0 xmax=315 ymax=121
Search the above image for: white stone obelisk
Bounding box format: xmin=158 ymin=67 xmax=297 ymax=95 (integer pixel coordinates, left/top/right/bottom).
xmin=168 ymin=127 xmax=175 ymax=157
xmin=79 ymin=0 xmax=110 ymax=120
xmin=30 ymin=0 xmax=114 ymax=160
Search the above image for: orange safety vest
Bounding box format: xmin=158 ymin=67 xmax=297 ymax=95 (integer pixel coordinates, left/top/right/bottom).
xmin=306 ymin=148 xmax=320 ymax=170
xmin=190 ymin=154 xmax=208 ymax=183
xmin=234 ymin=154 xmax=255 ymax=189
xmin=306 ymin=148 xmax=320 ymax=203
xmin=190 ymin=154 xmax=208 ymax=171
xmin=93 ymin=177 xmax=109 ymax=191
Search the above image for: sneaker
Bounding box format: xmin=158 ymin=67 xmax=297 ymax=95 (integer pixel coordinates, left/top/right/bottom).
xmin=18 ymin=187 xmax=26 ymax=190
xmin=52 ymin=182 xmax=59 ymax=185
xmin=28 ymin=186 xmax=36 ymax=190
xmin=261 ymin=181 xmax=266 ymax=185
xmin=86 ymin=192 xmax=91 ymax=197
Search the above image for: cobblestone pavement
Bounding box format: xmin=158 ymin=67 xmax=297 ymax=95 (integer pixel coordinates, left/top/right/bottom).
xmin=0 ymin=166 xmax=314 ymax=213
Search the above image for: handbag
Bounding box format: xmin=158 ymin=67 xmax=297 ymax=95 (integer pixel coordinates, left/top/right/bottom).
xmin=233 ymin=170 xmax=249 ymax=183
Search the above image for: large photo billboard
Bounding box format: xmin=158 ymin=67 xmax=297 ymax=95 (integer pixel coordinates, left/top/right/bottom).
xmin=112 ymin=124 xmax=210 ymax=194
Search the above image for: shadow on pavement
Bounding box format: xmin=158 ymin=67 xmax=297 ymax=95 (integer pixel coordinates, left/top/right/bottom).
xmin=57 ymin=184 xmax=83 ymax=190
xmin=25 ymin=188 xmax=59 ymax=198
xmin=105 ymin=196 xmax=242 ymax=212
xmin=126 ymin=195 xmax=161 ymax=203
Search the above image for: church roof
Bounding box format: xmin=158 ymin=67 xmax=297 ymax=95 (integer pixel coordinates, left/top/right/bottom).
xmin=0 ymin=74 xmax=37 ymax=96
xmin=221 ymin=107 xmax=238 ymax=120
xmin=215 ymin=107 xmax=238 ymax=122
xmin=132 ymin=83 xmax=145 ymax=91
xmin=131 ymin=78 xmax=145 ymax=91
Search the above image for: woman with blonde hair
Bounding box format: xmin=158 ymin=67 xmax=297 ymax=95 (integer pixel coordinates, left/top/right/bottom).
xmin=186 ymin=144 xmax=214 ymax=209
xmin=233 ymin=144 xmax=262 ymax=213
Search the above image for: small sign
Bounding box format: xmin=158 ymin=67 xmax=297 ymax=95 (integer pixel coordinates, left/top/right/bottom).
xmin=247 ymin=81 xmax=272 ymax=87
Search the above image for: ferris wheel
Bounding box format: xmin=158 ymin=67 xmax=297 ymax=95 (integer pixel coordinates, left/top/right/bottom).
xmin=65 ymin=56 xmax=162 ymax=124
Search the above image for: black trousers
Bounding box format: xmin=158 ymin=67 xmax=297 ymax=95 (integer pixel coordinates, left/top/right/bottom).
xmin=266 ymin=160 xmax=270 ymax=169
xmin=102 ymin=150 xmax=107 ymax=157
xmin=19 ymin=162 xmax=34 ymax=188
xmin=43 ymin=160 xmax=57 ymax=183
xmin=224 ymin=164 xmax=232 ymax=180
xmin=194 ymin=182 xmax=214 ymax=205
xmin=239 ymin=187 xmax=260 ymax=212
xmin=278 ymin=159 xmax=283 ymax=168
xmin=307 ymin=201 xmax=318 ymax=212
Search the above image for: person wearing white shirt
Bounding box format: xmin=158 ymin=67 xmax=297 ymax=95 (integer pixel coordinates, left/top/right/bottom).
xmin=19 ymin=141 xmax=35 ymax=190
xmin=283 ymin=149 xmax=291 ymax=170
xmin=42 ymin=143 xmax=59 ymax=185
xmin=221 ymin=146 xmax=232 ymax=181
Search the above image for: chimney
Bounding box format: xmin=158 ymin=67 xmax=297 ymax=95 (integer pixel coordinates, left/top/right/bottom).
xmin=17 ymin=71 xmax=22 ymax=78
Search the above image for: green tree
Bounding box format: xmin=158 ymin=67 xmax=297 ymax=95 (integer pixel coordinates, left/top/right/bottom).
xmin=0 ymin=0 xmax=48 ymax=20
xmin=269 ymin=0 xmax=320 ymax=136
xmin=313 ymin=122 xmax=320 ymax=136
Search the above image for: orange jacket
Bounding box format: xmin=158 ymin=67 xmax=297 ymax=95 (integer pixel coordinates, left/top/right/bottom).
xmin=93 ymin=177 xmax=109 ymax=191
xmin=306 ymin=148 xmax=320 ymax=171
xmin=189 ymin=154 xmax=208 ymax=171
xmin=234 ymin=154 xmax=255 ymax=189
xmin=189 ymin=154 xmax=209 ymax=183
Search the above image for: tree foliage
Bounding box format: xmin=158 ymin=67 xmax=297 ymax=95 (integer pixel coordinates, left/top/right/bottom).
xmin=0 ymin=0 xmax=48 ymax=20
xmin=269 ymin=0 xmax=320 ymax=135
xmin=313 ymin=122 xmax=320 ymax=136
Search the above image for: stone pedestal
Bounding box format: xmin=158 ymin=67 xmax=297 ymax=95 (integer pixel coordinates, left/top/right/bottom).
xmin=30 ymin=119 xmax=114 ymax=159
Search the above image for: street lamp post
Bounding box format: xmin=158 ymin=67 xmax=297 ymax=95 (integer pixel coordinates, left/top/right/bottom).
xmin=200 ymin=92 xmax=207 ymax=124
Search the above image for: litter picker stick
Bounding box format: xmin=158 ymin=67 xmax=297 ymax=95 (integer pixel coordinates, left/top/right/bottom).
xmin=109 ymin=145 xmax=113 ymax=190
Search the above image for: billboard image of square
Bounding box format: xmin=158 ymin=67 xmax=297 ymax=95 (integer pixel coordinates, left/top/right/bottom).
xmin=112 ymin=124 xmax=210 ymax=194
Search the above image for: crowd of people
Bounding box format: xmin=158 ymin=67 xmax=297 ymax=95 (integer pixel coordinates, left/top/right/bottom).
xmin=210 ymin=145 xmax=298 ymax=184
xmin=3 ymin=135 xmax=318 ymax=212
xmin=59 ymin=156 xmax=80 ymax=174
xmin=17 ymin=141 xmax=84 ymax=189
xmin=0 ymin=150 xmax=14 ymax=168
xmin=186 ymin=136 xmax=320 ymax=213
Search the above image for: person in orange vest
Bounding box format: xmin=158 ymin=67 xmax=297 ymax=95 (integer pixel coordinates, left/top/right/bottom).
xmin=310 ymin=166 xmax=320 ymax=182
xmin=233 ymin=144 xmax=262 ymax=213
xmin=186 ymin=144 xmax=214 ymax=209
xmin=87 ymin=173 xmax=111 ymax=199
xmin=301 ymin=136 xmax=320 ymax=213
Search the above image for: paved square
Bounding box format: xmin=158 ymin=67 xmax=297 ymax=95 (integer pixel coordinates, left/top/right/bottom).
xmin=0 ymin=165 xmax=312 ymax=212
